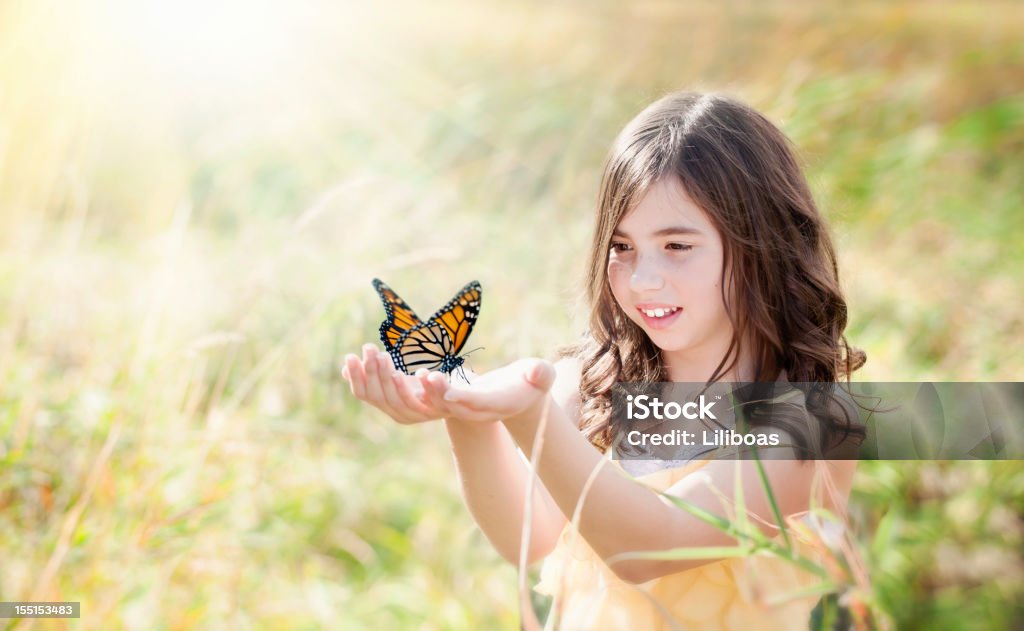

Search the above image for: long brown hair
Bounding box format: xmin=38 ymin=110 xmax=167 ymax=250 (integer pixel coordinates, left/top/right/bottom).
xmin=565 ymin=91 xmax=866 ymax=458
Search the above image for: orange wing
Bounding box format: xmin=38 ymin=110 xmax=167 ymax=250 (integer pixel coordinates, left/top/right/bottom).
xmin=373 ymin=278 xmax=424 ymax=350
xmin=427 ymin=280 xmax=481 ymax=355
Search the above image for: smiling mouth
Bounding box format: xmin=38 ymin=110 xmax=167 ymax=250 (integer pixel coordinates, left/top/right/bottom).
xmin=638 ymin=306 xmax=680 ymax=318
xmin=635 ymin=305 xmax=683 ymax=330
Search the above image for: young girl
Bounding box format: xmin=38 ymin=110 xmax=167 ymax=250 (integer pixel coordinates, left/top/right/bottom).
xmin=342 ymin=91 xmax=865 ymax=630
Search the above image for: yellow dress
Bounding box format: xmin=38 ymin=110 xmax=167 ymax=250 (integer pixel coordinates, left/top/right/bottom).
xmin=533 ymin=458 xmax=827 ymax=631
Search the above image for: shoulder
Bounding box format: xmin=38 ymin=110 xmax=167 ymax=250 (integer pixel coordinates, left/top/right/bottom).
xmin=550 ymin=356 xmax=584 ymax=429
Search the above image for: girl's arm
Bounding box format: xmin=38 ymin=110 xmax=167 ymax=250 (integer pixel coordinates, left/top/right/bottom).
xmin=443 ymin=419 xmax=567 ymax=566
xmin=436 ymin=358 xmax=585 ymax=565
xmin=440 ymin=360 xmax=856 ymax=584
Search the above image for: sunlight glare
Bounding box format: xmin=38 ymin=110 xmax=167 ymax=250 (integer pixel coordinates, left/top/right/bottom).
xmin=122 ymin=0 xmax=297 ymax=90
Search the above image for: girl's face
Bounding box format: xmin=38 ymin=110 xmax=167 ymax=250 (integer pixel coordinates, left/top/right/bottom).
xmin=607 ymin=177 xmax=735 ymax=374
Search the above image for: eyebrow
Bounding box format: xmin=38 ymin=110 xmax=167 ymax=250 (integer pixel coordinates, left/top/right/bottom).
xmin=612 ymin=225 xmax=703 ymax=238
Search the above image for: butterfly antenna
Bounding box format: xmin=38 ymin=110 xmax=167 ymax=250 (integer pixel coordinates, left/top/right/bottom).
xmin=461 ymin=346 xmax=485 ymax=359
xmin=454 ymin=364 xmax=472 ymax=386
xmin=454 ymin=347 xmax=484 ymax=384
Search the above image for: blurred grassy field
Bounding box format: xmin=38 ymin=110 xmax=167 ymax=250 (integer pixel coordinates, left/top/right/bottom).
xmin=1 ymin=0 xmax=1022 ymax=629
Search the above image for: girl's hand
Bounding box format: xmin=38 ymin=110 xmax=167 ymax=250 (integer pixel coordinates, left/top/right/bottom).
xmin=341 ymin=343 xmax=473 ymax=425
xmin=434 ymin=358 xmax=557 ymax=424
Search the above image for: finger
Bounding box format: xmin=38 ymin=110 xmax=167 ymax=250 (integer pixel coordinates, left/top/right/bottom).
xmin=431 ymin=374 xmax=497 ymax=422
xmin=361 ymin=346 xmax=399 ymax=418
xmin=343 ymin=354 xmax=367 ymax=399
xmin=415 ymin=369 xmax=434 ymax=405
xmin=523 ymin=359 xmax=556 ymax=391
xmin=375 ymin=351 xmax=419 ymax=417
xmin=432 ymin=372 xmax=491 ymax=412
xmin=418 ymin=370 xmax=446 ymax=408
xmin=361 ymin=343 xmax=378 ymax=363
xmin=442 ymin=377 xmax=490 ymax=406
xmin=418 ymin=371 xmax=461 ymax=417
xmin=391 ymin=371 xmax=434 ymax=417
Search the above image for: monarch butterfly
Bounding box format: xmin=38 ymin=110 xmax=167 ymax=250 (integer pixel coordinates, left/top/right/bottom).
xmin=372 ymin=278 xmax=481 ymax=377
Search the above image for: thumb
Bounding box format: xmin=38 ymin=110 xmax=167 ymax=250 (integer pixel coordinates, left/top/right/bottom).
xmin=522 ymin=359 xmax=556 ymax=391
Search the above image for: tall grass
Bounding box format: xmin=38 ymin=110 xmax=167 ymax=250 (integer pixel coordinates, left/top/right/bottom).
xmin=1 ymin=1 xmax=1022 ymax=628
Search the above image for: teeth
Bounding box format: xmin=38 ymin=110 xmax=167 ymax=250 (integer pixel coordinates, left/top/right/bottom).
xmin=642 ymin=307 xmax=678 ymax=318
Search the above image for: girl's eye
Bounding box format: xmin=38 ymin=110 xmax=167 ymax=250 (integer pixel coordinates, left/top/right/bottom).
xmin=610 ymin=242 xmax=632 ymax=253
xmin=667 ymin=243 xmax=693 ymax=251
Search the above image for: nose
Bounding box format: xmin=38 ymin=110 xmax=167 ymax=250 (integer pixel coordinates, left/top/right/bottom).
xmin=628 ymin=255 xmax=665 ymax=292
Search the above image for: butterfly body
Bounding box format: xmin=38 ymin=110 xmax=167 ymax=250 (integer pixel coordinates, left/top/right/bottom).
xmin=373 ymin=278 xmax=481 ymax=376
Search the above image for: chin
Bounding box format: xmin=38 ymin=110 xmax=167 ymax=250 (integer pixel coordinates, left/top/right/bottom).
xmin=646 ymin=333 xmax=689 ymax=352
xmin=659 ymin=342 xmax=692 ymax=355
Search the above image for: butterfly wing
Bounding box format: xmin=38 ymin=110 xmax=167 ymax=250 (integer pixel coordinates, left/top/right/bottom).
xmin=373 ymin=278 xmax=424 ymax=351
xmin=426 ymin=280 xmax=481 ymax=357
xmin=388 ymin=321 xmax=460 ymax=375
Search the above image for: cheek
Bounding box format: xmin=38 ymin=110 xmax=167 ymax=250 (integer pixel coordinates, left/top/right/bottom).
xmin=606 ymin=260 xmax=632 ymax=305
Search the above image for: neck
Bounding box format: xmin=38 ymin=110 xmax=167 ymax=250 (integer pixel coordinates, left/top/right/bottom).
xmin=662 ymin=341 xmax=758 ymax=383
